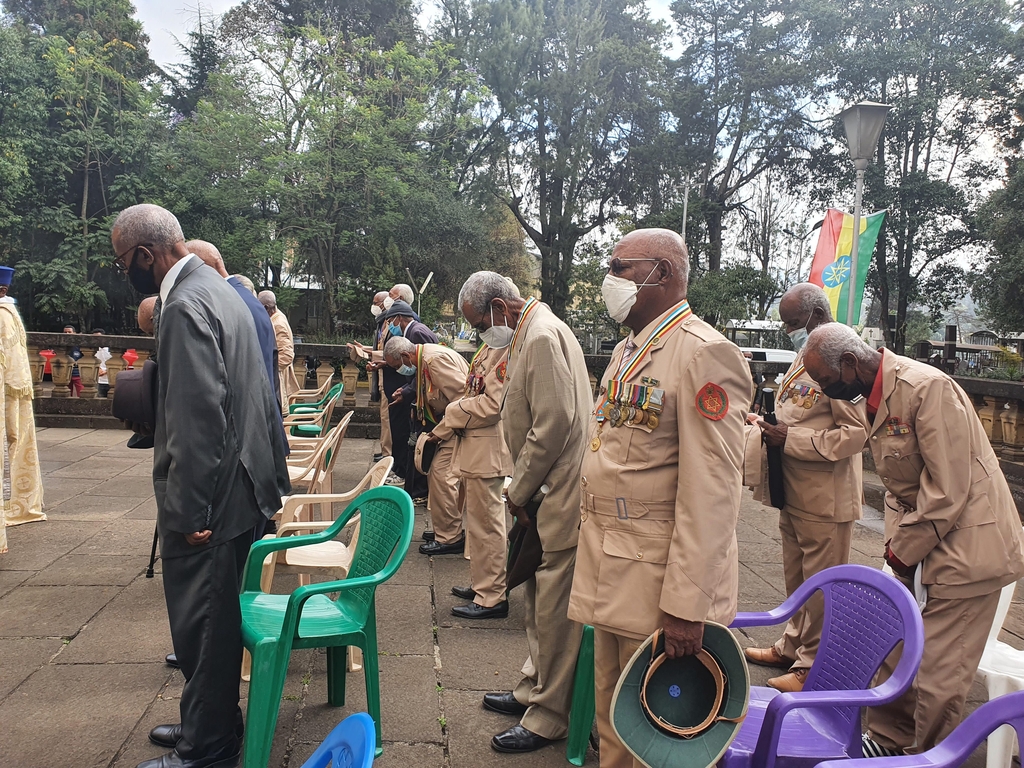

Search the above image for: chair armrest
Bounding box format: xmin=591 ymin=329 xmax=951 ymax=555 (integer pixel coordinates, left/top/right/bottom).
xmin=280 ymin=492 xmax=363 ymax=525
xmin=277 ymin=520 xmax=344 ymax=537
xmin=277 ymin=573 xmax=388 ymax=641
xmin=730 ymin=592 xmax=814 ymax=629
xmin=242 ymin=506 xmax=358 ymax=591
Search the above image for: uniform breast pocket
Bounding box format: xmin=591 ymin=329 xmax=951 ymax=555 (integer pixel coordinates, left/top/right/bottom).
xmin=595 ymin=530 xmax=671 ymax=629
xmin=879 ymin=438 xmax=923 ymax=483
xmin=624 ymin=422 xmax=656 ymax=464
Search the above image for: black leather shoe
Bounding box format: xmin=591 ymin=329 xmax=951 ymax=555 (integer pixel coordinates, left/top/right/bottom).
xmin=135 ymin=741 xmax=240 ymax=768
xmin=372 ymin=452 xmax=383 ymax=462
xmin=452 ymin=601 xmax=509 ymax=619
xmin=451 ymin=585 xmax=476 ymax=600
xmin=419 ymin=535 xmax=465 ymax=556
xmin=165 ymin=653 xmax=179 ymax=668
xmin=422 ymin=529 xmax=435 ymax=542
xmin=483 ymin=691 xmax=528 ymax=716
xmin=150 ymin=714 xmax=245 ymax=748
xmin=491 ymin=724 xmax=553 ymax=753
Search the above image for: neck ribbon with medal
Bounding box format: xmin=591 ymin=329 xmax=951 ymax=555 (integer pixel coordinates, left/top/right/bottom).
xmin=505 ymin=297 xmax=538 ymax=368
xmin=778 ymin=363 xmax=816 ymax=410
xmin=414 ymin=345 xmax=437 ymax=427
xmin=591 ymin=301 xmax=692 ymax=452
xmin=466 ymin=343 xmax=487 ymax=396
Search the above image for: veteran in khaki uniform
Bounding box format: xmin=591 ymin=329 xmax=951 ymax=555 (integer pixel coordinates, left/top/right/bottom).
xmin=567 ymin=228 xmax=753 ymax=768
xmin=384 ymin=337 xmax=470 ymax=553
xmin=457 ymin=271 xmax=591 ymax=754
xmin=743 ymin=284 xmax=868 ymax=693
xmin=440 ymin=343 xmax=515 ymax=618
xmin=803 ymin=323 xmax=1024 ymax=754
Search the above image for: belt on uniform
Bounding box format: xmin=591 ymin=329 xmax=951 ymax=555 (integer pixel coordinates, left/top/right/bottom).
xmin=581 ymin=491 xmax=676 ymax=521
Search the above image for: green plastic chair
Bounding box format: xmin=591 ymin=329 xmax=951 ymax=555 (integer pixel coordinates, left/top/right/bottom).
xmin=289 ymin=382 xmax=343 ymax=415
xmin=239 ymin=485 xmax=415 ymax=767
xmin=566 ymin=624 xmax=596 ymax=766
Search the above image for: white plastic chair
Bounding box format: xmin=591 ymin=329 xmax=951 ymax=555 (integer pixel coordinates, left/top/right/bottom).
xmin=976 ymin=578 xmax=1021 ymax=768
xmin=286 ymin=411 xmax=353 ymax=495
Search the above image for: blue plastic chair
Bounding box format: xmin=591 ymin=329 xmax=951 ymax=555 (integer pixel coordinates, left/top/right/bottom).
xmin=817 ymin=691 xmax=1024 ymax=768
xmin=299 ymin=712 xmax=376 ymax=768
xmin=723 ymin=564 xmax=925 ymax=768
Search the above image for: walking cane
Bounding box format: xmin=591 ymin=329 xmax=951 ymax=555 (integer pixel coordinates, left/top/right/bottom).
xmin=146 ymin=524 xmax=158 ymax=578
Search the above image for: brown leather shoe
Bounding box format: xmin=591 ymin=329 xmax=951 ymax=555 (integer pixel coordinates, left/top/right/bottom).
xmin=743 ymin=646 xmax=793 ymax=668
xmin=767 ymin=668 xmax=807 ymax=693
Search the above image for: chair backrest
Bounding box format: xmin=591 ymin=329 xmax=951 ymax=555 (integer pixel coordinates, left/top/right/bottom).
xmin=338 ymin=457 xmax=395 ymax=552
xmin=336 ymin=486 xmax=414 ymax=614
xmin=299 ymin=711 xmax=376 ymax=768
xmin=800 ymin=565 xmax=924 ymax=742
xmin=312 ymin=411 xmax=354 ymax=493
xmin=987 ymin=572 xmax=1018 ymax=645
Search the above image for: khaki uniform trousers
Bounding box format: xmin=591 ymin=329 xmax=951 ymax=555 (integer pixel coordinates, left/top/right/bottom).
xmin=867 ymin=584 xmax=1001 ymax=752
xmin=428 ymin=442 xmax=463 ymax=544
xmin=379 ymin=389 xmax=392 ymax=458
xmin=463 ymin=476 xmax=507 ymax=607
xmin=512 ymin=546 xmax=582 ymax=740
xmin=774 ymin=509 xmax=854 ymax=670
xmin=594 ymin=628 xmax=644 ymax=768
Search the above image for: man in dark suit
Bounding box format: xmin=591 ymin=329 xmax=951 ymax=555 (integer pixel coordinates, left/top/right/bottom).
xmin=112 ymin=204 xmax=290 ymax=768
xmin=379 ymin=300 xmax=437 ymax=502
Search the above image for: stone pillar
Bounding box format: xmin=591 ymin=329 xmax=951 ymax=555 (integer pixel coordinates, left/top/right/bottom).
xmin=292 ymin=358 xmax=306 ymax=390
xmin=1000 ymin=399 xmax=1024 ymax=462
xmin=49 ymin=352 xmax=72 ymax=398
xmin=77 ymin=348 xmax=98 ymax=400
xmin=316 ymin=358 xmax=334 ymax=389
xmin=26 ymin=344 xmax=44 ymax=399
xmin=105 ymin=348 xmax=126 ymax=400
xmin=977 ymin=395 xmax=1005 ymax=449
xmin=341 ymin=359 xmax=358 ymax=407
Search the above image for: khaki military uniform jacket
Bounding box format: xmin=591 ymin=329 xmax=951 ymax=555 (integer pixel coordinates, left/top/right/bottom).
xmin=501 ymin=301 xmax=592 ymax=552
xmin=446 ymin=345 xmax=514 ymax=479
xmin=567 ymin=304 xmax=753 ymax=640
xmin=871 ymin=352 xmax=1024 ymax=599
xmin=747 ymin=347 xmax=867 ymax=522
xmin=270 ymin=310 xmax=300 ymax=396
xmin=414 ymin=344 xmax=469 ymax=439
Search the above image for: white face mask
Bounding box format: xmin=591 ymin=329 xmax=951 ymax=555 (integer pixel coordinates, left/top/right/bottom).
xmin=787 ymin=313 xmax=813 ymax=353
xmin=383 ymin=296 xmax=395 ymax=310
xmin=480 ymin=305 xmax=514 ymax=348
xmin=601 ymin=262 xmax=660 ymax=323
xmin=371 ymin=304 xmax=382 ymax=317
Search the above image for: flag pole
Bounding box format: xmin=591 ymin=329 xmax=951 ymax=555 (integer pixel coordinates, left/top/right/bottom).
xmin=847 ymin=164 xmax=866 ymax=326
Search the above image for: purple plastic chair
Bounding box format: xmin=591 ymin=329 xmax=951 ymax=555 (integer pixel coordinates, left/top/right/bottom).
xmin=816 ymin=691 xmax=1024 ymax=768
xmin=724 ymin=564 xmax=925 ymax=768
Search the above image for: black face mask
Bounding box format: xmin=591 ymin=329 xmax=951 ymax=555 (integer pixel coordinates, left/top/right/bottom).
xmin=128 ymin=254 xmax=159 ymax=296
xmin=822 ymin=378 xmax=865 ymax=402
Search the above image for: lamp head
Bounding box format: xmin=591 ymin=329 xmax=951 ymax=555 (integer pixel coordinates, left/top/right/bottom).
xmin=838 ymin=101 xmax=891 ymax=165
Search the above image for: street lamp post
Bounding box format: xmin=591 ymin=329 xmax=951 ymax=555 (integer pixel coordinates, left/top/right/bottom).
xmin=837 ymin=101 xmax=891 ymax=326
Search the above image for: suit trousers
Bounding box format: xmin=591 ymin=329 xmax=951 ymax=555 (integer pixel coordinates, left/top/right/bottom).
xmin=163 ymin=530 xmax=253 ymax=758
xmin=866 ymin=585 xmax=1001 ymax=752
xmin=388 ymin=399 xmax=412 ymax=480
xmin=463 ymin=476 xmax=507 ymax=606
xmin=513 ymin=546 xmax=582 ymax=740
xmin=594 ymin=628 xmax=644 ymax=768
xmin=774 ymin=510 xmax=854 ymax=670
xmin=428 ymin=442 xmax=463 ymax=544
xmin=379 ymin=390 xmax=392 ymax=458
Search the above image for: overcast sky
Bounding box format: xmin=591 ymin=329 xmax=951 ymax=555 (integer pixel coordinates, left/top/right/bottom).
xmin=135 ymin=0 xmax=676 ymax=69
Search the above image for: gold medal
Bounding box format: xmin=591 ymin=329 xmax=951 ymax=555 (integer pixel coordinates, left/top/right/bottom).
xmin=803 ymin=397 xmax=814 ymax=409
xmin=648 ymin=412 xmax=659 ymax=429
xmin=590 ymin=435 xmax=602 ymax=451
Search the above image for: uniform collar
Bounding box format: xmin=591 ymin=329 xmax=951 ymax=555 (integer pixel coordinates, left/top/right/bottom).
xmin=866 ymin=349 xmax=886 ymax=422
xmin=159 ymin=253 xmax=197 ymax=304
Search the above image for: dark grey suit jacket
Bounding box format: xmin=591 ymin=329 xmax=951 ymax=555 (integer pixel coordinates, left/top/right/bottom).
xmin=154 ymin=258 xmax=291 ymax=559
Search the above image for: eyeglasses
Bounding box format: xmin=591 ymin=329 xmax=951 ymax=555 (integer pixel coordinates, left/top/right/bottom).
xmin=112 ymin=243 xmax=152 ymax=273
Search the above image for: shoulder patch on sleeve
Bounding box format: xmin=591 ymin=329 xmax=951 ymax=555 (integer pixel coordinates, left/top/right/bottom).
xmin=495 ymin=361 xmax=507 ymax=382
xmin=696 ymin=382 xmax=729 ymax=421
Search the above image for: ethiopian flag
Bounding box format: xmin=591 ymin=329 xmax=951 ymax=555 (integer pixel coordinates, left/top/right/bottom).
xmin=808 ymin=208 xmax=886 ymax=324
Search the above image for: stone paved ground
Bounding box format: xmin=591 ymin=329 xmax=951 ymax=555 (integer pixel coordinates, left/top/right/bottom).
xmin=1 ymin=428 xmax=1022 ymax=768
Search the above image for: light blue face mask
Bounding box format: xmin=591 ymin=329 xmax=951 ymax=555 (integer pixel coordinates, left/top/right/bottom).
xmin=397 ymin=364 xmax=416 ymax=377
xmin=389 ymin=323 xmax=404 ymax=338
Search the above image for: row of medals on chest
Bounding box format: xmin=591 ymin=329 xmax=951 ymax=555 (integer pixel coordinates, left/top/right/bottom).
xmin=591 ymin=381 xmax=665 ymax=451
xmin=785 ymin=384 xmax=818 ymax=410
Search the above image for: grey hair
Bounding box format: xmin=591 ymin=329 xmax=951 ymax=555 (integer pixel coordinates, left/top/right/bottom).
xmin=806 ymin=323 xmax=875 ymax=372
xmin=785 ymin=282 xmax=833 ymax=320
xmin=458 ymin=271 xmax=521 ymax=316
xmin=258 ymin=290 xmax=277 ymax=310
xmin=614 ymin=228 xmax=690 ymax=290
xmin=233 ymin=275 xmax=257 ymax=296
xmin=391 ymin=283 xmax=414 ymax=304
xmin=374 ymin=290 xmax=389 ymax=302
xmin=384 ymin=336 xmax=415 ymax=363
xmin=112 ymin=204 xmax=184 ymax=248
